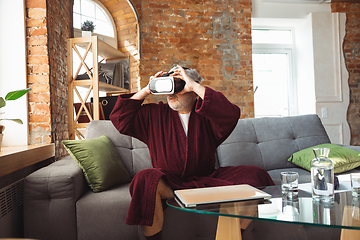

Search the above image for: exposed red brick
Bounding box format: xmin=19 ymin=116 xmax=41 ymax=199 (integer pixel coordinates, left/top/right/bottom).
xmin=28 ymin=93 xmax=50 ymax=102
xmin=28 ymin=74 xmax=49 ymax=83
xmin=31 ymin=83 xmax=50 ymax=93
xmin=29 ymin=114 xmax=51 ymax=123
xmin=30 ymin=102 xmax=51 ymax=114
xmin=27 ymin=36 xmax=47 ymax=46
xmin=27 ymin=8 xmax=46 ymax=18
xmin=29 ymin=46 xmax=47 ymax=55
xmin=31 ymin=64 xmax=49 ymax=74
xmin=30 ymin=123 xmax=51 ymax=132
xmin=28 ymin=56 xmax=49 ymax=65
xmin=27 ymin=18 xmax=47 ymax=27
xmin=29 ymin=27 xmax=47 ymax=37
xmin=332 ymin=2 xmax=360 ymax=145
xmin=25 ymin=0 xmax=72 ymax=159
xmin=26 ymin=0 xmax=46 ymax=8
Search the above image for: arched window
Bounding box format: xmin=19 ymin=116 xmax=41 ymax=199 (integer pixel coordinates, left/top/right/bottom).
xmin=73 ymin=0 xmax=116 ymax=40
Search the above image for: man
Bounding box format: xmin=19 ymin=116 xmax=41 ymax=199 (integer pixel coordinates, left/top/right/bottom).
xmin=110 ymin=65 xmax=274 ymax=240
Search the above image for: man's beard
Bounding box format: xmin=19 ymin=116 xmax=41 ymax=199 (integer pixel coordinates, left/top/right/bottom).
xmin=167 ymin=94 xmax=194 ymax=113
xmin=168 ymin=95 xmax=182 ymax=112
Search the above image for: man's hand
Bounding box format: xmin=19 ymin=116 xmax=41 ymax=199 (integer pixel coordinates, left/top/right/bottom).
xmin=130 ymin=71 xmax=164 ymax=100
xmin=171 ymin=65 xmax=205 ymax=99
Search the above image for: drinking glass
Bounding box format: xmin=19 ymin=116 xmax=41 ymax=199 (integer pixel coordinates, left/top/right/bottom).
xmin=281 ymin=172 xmax=299 ymax=198
xmin=351 ymin=173 xmax=360 ymax=197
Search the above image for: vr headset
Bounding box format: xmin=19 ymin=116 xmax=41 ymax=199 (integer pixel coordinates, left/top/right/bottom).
xmin=149 ymin=67 xmax=189 ymax=95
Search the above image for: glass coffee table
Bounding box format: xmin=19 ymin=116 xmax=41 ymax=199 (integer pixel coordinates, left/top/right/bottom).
xmin=167 ymin=185 xmax=360 ymax=240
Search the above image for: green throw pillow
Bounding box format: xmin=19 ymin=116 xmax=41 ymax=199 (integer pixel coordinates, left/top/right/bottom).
xmin=288 ymin=143 xmax=360 ymax=174
xmin=62 ymin=135 xmax=131 ymax=192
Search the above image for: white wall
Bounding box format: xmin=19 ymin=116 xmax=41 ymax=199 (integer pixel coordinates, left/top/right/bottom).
xmin=0 ymin=0 xmax=28 ymax=146
xmin=311 ymin=12 xmax=349 ymax=145
xmin=294 ymin=14 xmax=316 ymax=116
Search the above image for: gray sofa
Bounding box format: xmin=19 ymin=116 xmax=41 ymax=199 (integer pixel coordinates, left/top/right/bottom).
xmin=24 ymin=114 xmax=360 ymax=240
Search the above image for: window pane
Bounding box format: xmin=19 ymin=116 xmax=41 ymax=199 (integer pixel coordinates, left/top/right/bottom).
xmin=253 ymin=53 xmax=290 ymax=118
xmin=74 ymin=0 xmax=115 ymax=38
xmin=252 ymin=29 xmax=292 ymax=44
xmin=83 ymin=17 xmax=96 ymax=24
xmin=73 ymin=13 xmax=81 ymax=29
xmin=96 ymin=6 xmax=108 ymax=22
xmin=95 ymin=20 xmax=114 ymax=37
xmin=74 ymin=0 xmax=80 ymax=13
xmin=82 ymin=0 xmax=95 ymax=18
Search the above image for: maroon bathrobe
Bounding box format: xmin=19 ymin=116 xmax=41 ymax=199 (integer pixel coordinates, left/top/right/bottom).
xmin=110 ymin=87 xmax=274 ymax=226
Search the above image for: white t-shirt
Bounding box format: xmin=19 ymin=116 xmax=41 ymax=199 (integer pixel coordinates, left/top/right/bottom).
xmin=178 ymin=112 xmax=191 ymax=136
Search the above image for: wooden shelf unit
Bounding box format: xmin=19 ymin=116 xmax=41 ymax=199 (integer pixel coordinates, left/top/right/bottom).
xmin=67 ymin=36 xmax=128 ymax=140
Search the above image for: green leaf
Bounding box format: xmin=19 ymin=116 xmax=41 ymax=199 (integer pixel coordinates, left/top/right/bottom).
xmin=0 ymin=119 xmax=23 ymax=124
xmin=5 ymin=88 xmax=31 ymax=101
xmin=0 ymin=97 xmax=5 ymax=108
xmin=11 ymin=119 xmax=23 ymax=124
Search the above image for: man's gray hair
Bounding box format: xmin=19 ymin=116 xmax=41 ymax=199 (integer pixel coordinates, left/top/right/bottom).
xmin=169 ymin=66 xmax=203 ymax=84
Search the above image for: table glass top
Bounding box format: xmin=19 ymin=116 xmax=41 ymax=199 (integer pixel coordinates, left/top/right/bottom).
xmin=167 ymin=185 xmax=360 ymax=230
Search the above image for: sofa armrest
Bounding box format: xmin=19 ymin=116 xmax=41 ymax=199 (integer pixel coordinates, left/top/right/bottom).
xmin=24 ymin=155 xmax=88 ymax=240
xmin=339 ymin=144 xmax=360 ymax=153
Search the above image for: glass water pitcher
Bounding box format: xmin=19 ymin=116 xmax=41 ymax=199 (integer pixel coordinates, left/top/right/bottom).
xmin=311 ymin=148 xmax=334 ymax=202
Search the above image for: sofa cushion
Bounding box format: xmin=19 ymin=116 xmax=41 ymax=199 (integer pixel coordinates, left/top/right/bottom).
xmin=217 ymin=114 xmax=331 ymax=171
xmin=76 ymin=184 xmax=138 ymax=240
xmin=62 ymin=135 xmax=131 ymax=192
xmin=85 ymin=120 xmax=152 ymax=177
xmin=287 ymin=143 xmax=360 ymax=174
xmin=24 ymin=156 xmax=86 ymax=240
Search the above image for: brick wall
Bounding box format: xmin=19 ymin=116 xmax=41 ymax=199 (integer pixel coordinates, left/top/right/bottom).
xmin=23 ymin=0 xmax=255 ymax=160
xmin=26 ymin=0 xmax=51 ymax=145
xmin=47 ymin=0 xmax=73 ymax=159
xmin=133 ymin=0 xmax=254 ymax=117
xmin=25 ymin=0 xmax=360 ymax=159
xmin=102 ymin=0 xmax=253 ymax=116
xmin=332 ymin=2 xmax=360 ymax=145
xmin=26 ymin=0 xmax=72 ymax=159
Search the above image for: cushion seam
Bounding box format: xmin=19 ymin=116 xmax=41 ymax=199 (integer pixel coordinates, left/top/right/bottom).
xmin=250 ymin=120 xmax=265 ymax=169
xmin=220 ymin=135 xmax=329 ymax=145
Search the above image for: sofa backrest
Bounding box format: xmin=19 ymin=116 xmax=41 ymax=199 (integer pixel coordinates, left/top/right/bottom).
xmin=85 ymin=114 xmax=330 ymax=177
xmin=85 ymin=120 xmax=152 ymax=178
xmin=216 ymin=114 xmax=331 ymax=171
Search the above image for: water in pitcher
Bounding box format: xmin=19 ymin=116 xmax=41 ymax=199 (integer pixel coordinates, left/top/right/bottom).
xmin=311 ymin=148 xmax=334 ymax=202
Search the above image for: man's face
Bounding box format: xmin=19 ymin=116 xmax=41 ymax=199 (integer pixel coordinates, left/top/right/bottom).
xmin=167 ymin=92 xmax=197 ymax=114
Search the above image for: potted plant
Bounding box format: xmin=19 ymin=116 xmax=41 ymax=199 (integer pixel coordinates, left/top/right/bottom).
xmin=0 ymin=88 xmax=31 ymax=151
xmin=81 ymin=20 xmax=95 ymax=37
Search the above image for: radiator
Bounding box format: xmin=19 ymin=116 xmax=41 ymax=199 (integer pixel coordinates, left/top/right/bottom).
xmin=0 ymin=179 xmax=24 ymax=219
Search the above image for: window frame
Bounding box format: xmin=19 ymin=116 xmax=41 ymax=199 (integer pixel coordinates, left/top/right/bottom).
xmin=252 ymin=28 xmax=298 ymax=117
xmin=73 ymin=0 xmax=117 ymax=41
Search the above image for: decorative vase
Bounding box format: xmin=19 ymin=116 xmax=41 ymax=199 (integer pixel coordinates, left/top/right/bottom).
xmin=82 ymin=31 xmax=92 ymax=37
xmin=0 ymin=133 xmax=3 ymax=151
xmin=311 ymin=148 xmax=334 ymax=202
